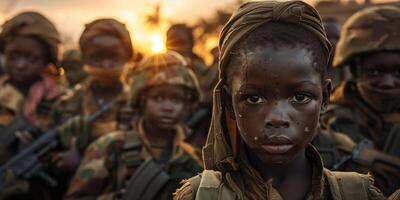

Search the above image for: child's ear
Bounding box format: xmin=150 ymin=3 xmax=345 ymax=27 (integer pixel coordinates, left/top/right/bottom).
xmin=321 ymin=79 xmax=332 ymax=113
xmin=222 ymin=85 xmax=236 ymax=120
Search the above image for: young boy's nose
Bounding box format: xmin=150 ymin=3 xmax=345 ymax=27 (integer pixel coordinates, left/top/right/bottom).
xmin=100 ymin=59 xmax=114 ymax=69
xmin=14 ymin=58 xmax=29 ymax=70
xmin=161 ymin=100 xmax=174 ymax=111
xmin=264 ymin=103 xmax=290 ymax=129
xmin=377 ymin=74 xmax=399 ymax=89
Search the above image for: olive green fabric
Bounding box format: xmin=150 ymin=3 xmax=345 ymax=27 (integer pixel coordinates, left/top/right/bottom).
xmin=128 ymin=51 xmax=201 ymax=109
xmin=174 ymin=146 xmax=385 ymax=200
xmin=50 ymin=80 xmax=128 ymax=151
xmin=0 ymin=11 xmax=60 ymax=65
xmin=333 ymin=6 xmax=400 ymax=68
xmin=65 ymin=118 xmax=202 ymax=200
xmin=79 ymin=18 xmax=133 ymax=59
xmin=218 ymin=0 xmax=331 ymax=80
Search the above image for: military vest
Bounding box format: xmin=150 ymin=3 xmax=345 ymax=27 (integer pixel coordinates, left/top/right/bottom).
xmin=186 ymin=169 xmax=374 ymax=200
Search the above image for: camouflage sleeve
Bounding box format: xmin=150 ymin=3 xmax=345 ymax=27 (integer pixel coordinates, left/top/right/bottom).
xmin=173 ymin=175 xmax=201 ymax=200
xmin=64 ymin=132 xmax=124 ymax=200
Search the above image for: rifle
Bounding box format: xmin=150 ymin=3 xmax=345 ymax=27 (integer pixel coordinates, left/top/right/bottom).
xmin=0 ymin=103 xmax=111 ymax=190
xmin=352 ymin=139 xmax=400 ymax=168
xmin=0 ymin=117 xmax=36 ymax=147
xmin=333 ymin=139 xmax=400 ymax=170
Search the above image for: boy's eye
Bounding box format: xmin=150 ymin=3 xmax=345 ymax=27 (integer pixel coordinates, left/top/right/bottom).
xmin=246 ymin=95 xmax=265 ymax=104
xmin=289 ymin=94 xmax=312 ymax=104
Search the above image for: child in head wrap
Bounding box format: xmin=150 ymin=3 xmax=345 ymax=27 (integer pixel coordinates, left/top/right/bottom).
xmin=49 ymin=18 xmax=134 ymax=183
xmin=0 ymin=11 xmax=61 ymax=127
xmin=174 ymin=1 xmax=385 ymax=200
xmin=65 ymin=51 xmax=202 ymax=200
xmin=52 ymin=19 xmax=133 ymax=161
xmin=0 ymin=11 xmax=62 ymax=200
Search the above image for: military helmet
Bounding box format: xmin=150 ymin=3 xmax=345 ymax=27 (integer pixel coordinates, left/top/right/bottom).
xmin=128 ymin=51 xmax=201 ymax=108
xmin=333 ymin=6 xmax=400 ymax=68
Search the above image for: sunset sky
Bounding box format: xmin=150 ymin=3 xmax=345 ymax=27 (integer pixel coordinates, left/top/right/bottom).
xmin=0 ymin=0 xmax=397 ymax=55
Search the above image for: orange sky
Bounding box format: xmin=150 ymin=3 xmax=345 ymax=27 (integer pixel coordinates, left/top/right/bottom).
xmin=0 ymin=0 xmax=398 ymax=55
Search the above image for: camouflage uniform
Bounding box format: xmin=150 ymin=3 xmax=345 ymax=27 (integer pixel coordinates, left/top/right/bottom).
xmin=174 ymin=1 xmax=385 ymax=199
xmin=0 ymin=12 xmax=62 ymax=130
xmin=65 ymin=51 xmax=203 ymax=200
xmin=0 ymin=12 xmax=62 ymax=200
xmin=321 ymin=6 xmax=400 ymax=195
xmin=50 ymin=18 xmax=133 ymax=152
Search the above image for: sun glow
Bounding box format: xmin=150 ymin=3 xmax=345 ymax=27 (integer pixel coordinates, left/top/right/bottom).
xmin=151 ymin=34 xmax=166 ymax=53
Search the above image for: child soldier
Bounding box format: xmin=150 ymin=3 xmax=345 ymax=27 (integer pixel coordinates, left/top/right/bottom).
xmin=321 ymin=6 xmax=400 ymax=196
xmin=50 ymin=18 xmax=133 ymax=173
xmin=174 ymin=1 xmax=385 ymax=200
xmin=0 ymin=11 xmax=62 ymax=200
xmin=65 ymin=51 xmax=203 ymax=200
xmin=0 ymin=11 xmax=61 ymax=130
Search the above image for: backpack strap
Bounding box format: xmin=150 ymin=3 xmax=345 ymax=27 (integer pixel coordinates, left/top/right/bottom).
xmin=324 ymin=169 xmax=370 ymax=200
xmin=121 ymin=130 xmax=143 ymax=167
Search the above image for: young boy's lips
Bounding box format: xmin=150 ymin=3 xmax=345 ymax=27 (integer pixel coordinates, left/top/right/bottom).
xmin=262 ymin=144 xmax=295 ymax=154
xmin=261 ymin=135 xmax=294 ymax=154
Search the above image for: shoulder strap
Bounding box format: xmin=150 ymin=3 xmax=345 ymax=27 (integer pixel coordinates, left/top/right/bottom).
xmin=324 ymin=169 xmax=369 ymax=200
xmin=121 ymin=130 xmax=143 ymax=167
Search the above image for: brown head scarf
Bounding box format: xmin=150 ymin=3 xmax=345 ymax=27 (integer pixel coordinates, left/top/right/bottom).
xmin=202 ymin=1 xmax=331 ymax=199
xmin=79 ymin=18 xmax=133 ymax=59
xmin=0 ymin=11 xmax=61 ymax=65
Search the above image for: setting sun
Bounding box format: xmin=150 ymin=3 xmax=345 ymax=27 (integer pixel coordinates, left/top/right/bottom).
xmin=151 ymin=34 xmax=166 ymax=53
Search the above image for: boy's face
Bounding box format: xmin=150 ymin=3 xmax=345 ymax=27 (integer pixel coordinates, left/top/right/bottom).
xmin=358 ymin=52 xmax=400 ymax=90
xmin=83 ymin=35 xmax=128 ymax=70
xmin=143 ymin=85 xmax=188 ymax=130
xmin=4 ymin=36 xmax=48 ymax=84
xmin=227 ymin=45 xmax=330 ymax=164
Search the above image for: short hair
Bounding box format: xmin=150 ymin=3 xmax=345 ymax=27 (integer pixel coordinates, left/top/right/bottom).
xmin=226 ymin=22 xmax=328 ymax=83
